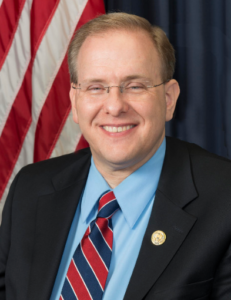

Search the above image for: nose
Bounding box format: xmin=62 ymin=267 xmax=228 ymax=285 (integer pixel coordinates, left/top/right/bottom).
xmin=103 ymin=86 xmax=129 ymax=116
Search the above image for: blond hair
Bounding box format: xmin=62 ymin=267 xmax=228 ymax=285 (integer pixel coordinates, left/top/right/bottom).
xmin=68 ymin=12 xmax=175 ymax=83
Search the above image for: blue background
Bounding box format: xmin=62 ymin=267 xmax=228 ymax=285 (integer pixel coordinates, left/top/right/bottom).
xmin=104 ymin=0 xmax=231 ymax=158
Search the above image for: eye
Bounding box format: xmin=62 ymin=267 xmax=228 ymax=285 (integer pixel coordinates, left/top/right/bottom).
xmin=125 ymin=82 xmax=146 ymax=93
xmin=87 ymin=85 xmax=105 ymax=93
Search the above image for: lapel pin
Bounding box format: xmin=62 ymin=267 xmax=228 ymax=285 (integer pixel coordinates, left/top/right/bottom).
xmin=151 ymin=230 xmax=166 ymax=246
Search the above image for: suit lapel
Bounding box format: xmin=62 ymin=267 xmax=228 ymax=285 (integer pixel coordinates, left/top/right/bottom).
xmin=124 ymin=137 xmax=198 ymax=300
xmin=27 ymin=150 xmax=91 ymax=300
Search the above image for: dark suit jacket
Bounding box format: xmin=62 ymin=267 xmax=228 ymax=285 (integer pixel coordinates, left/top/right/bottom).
xmin=1 ymin=137 xmax=231 ymax=300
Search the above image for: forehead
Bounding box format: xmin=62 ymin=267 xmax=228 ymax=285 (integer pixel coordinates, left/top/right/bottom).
xmin=76 ymin=29 xmax=162 ymax=82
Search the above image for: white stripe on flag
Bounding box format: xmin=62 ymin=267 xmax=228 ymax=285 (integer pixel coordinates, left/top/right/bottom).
xmin=50 ymin=112 xmax=82 ymax=158
xmin=0 ymin=122 xmax=35 ymax=223
xmin=16 ymin=0 xmax=88 ymax=167
xmin=0 ymin=0 xmax=87 ymax=218
xmin=0 ymin=0 xmax=32 ymax=135
xmin=31 ymin=0 xmax=88 ymax=124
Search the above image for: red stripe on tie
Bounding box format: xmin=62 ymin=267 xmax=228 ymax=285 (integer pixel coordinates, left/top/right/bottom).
xmin=33 ymin=0 xmax=105 ymax=162
xmin=67 ymin=259 xmax=92 ymax=300
xmin=81 ymin=237 xmax=108 ymax=290
xmin=96 ymin=218 xmax=113 ymax=250
xmin=98 ymin=191 xmax=116 ymax=212
xmin=0 ymin=0 xmax=26 ymax=70
xmin=83 ymin=225 xmax=91 ymax=238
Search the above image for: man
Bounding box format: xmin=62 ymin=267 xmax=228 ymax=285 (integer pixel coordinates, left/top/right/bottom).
xmin=0 ymin=12 xmax=231 ymax=300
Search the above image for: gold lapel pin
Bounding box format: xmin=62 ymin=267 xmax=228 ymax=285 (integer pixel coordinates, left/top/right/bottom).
xmin=151 ymin=230 xmax=166 ymax=246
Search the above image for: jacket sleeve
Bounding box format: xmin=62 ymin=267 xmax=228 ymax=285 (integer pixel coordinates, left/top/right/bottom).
xmin=210 ymin=242 xmax=231 ymax=299
xmin=0 ymin=173 xmax=20 ymax=300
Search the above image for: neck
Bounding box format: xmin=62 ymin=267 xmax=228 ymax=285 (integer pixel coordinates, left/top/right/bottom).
xmin=94 ymin=166 xmax=134 ymax=189
xmin=93 ymin=146 xmax=162 ymax=188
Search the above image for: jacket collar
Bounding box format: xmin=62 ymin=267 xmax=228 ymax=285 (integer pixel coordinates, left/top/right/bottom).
xmin=28 ymin=137 xmax=198 ymax=300
xmin=27 ymin=148 xmax=91 ymax=300
xmin=124 ymin=137 xmax=198 ymax=300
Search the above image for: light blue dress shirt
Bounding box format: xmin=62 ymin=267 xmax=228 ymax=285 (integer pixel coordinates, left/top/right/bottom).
xmin=50 ymin=138 xmax=166 ymax=300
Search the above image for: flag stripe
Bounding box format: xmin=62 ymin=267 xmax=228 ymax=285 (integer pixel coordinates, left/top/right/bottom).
xmin=34 ymin=0 xmax=104 ymax=162
xmin=0 ymin=0 xmax=104 ymax=221
xmin=0 ymin=0 xmax=61 ymax=199
xmin=31 ymin=0 xmax=89 ymax=162
xmin=0 ymin=0 xmax=31 ymax=135
xmin=76 ymin=134 xmax=89 ymax=151
xmin=0 ymin=68 xmax=32 ymax=199
xmin=30 ymin=0 xmax=60 ymax=59
xmin=31 ymin=0 xmax=87 ymax=126
xmin=50 ymin=112 xmax=82 ymax=158
xmin=0 ymin=0 xmax=26 ymax=70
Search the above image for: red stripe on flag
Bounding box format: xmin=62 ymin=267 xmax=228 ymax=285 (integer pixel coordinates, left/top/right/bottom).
xmin=33 ymin=53 xmax=71 ymax=162
xmin=67 ymin=259 xmax=92 ymax=300
xmin=0 ymin=1 xmax=61 ymax=200
xmin=0 ymin=0 xmax=26 ymax=70
xmin=81 ymin=237 xmax=108 ymax=290
xmin=76 ymin=135 xmax=89 ymax=151
xmin=0 ymin=67 xmax=32 ymax=199
xmin=98 ymin=191 xmax=116 ymax=212
xmin=96 ymin=218 xmax=113 ymax=250
xmin=34 ymin=0 xmax=105 ymax=162
xmin=30 ymin=0 xmax=60 ymax=58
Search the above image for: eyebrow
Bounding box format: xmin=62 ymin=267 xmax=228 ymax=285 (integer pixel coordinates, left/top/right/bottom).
xmin=81 ymin=75 xmax=152 ymax=84
xmin=122 ymin=75 xmax=151 ymax=81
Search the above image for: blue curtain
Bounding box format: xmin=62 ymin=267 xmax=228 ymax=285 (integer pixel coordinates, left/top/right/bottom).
xmin=104 ymin=0 xmax=231 ymax=158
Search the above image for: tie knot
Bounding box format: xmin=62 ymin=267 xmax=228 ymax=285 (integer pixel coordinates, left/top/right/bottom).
xmin=97 ymin=191 xmax=119 ymax=219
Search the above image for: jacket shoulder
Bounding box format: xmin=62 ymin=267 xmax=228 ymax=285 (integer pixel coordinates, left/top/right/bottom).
xmin=19 ymin=147 xmax=91 ymax=177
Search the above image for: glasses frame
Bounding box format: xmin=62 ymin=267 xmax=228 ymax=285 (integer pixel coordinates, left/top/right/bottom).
xmin=71 ymin=80 xmax=170 ymax=94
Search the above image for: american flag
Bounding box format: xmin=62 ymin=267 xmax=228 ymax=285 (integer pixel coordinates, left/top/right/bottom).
xmin=0 ymin=0 xmax=102 ymax=222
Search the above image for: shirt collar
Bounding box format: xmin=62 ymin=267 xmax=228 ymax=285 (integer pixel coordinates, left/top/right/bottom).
xmin=81 ymin=138 xmax=166 ymax=228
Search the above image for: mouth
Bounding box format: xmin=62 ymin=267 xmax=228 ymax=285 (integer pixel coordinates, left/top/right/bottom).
xmin=102 ymin=125 xmax=135 ymax=133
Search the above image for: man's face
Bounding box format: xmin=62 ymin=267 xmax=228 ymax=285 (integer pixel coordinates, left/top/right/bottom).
xmin=70 ymin=29 xmax=179 ymax=173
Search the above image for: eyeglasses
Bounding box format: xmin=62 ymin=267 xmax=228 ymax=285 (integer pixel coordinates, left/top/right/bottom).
xmin=71 ymin=80 xmax=169 ymax=96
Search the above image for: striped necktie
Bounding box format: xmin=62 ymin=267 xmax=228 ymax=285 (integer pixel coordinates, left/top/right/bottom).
xmin=60 ymin=190 xmax=119 ymax=300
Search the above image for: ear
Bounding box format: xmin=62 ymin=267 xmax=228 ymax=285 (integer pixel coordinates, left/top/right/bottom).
xmin=69 ymin=84 xmax=79 ymax=124
xmin=165 ymin=79 xmax=180 ymax=122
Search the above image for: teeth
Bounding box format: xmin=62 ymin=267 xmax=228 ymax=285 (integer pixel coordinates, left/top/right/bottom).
xmin=103 ymin=125 xmax=134 ymax=133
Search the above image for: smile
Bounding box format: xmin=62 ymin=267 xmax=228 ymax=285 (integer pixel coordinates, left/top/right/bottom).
xmin=102 ymin=125 xmax=135 ymax=133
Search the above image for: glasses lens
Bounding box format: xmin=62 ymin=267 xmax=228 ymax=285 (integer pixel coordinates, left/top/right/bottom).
xmin=124 ymin=82 xmax=149 ymax=94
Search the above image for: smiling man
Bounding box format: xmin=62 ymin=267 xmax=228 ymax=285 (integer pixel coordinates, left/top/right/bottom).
xmin=1 ymin=12 xmax=231 ymax=300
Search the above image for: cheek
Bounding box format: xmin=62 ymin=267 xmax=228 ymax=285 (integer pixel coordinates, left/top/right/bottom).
xmin=135 ymin=100 xmax=166 ymax=124
xmin=76 ymin=100 xmax=103 ymax=126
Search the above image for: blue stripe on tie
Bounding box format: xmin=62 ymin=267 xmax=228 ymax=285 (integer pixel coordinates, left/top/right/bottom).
xmin=90 ymin=224 xmax=112 ymax=269
xmin=108 ymin=218 xmax=113 ymax=231
xmin=61 ymin=278 xmax=77 ymax=300
xmin=73 ymin=245 xmax=103 ymax=300
xmin=98 ymin=200 xmax=119 ymax=218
